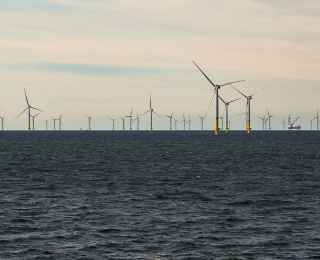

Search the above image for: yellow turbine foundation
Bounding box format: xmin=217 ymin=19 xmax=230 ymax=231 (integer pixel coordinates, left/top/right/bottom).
xmin=215 ymin=118 xmax=219 ymax=136
xmin=226 ymin=122 xmax=229 ymax=132
xmin=247 ymin=120 xmax=251 ymax=134
xmin=28 ymin=123 xmax=31 ymax=132
xmin=150 ymin=124 xmax=152 ymax=132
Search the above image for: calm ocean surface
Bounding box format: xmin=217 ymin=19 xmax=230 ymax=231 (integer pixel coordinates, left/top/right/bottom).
xmin=1 ymin=130 xmax=320 ymax=259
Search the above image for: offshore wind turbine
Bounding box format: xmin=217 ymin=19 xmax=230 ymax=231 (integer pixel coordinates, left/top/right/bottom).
xmin=266 ymin=108 xmax=273 ymax=130
xmin=30 ymin=112 xmax=41 ymax=130
xmin=45 ymin=120 xmax=49 ymax=130
xmin=126 ymin=108 xmax=134 ymax=130
xmin=133 ymin=112 xmax=141 ymax=130
xmin=181 ymin=114 xmax=187 ymax=130
xmin=193 ymin=61 xmax=244 ymax=135
xmin=199 ymin=115 xmax=205 ymax=130
xmin=258 ymin=115 xmax=266 ymax=130
xmin=0 ymin=116 xmax=4 ymax=130
xmin=59 ymin=113 xmax=63 ymax=130
xmin=108 ymin=117 xmax=116 ymax=130
xmin=140 ymin=94 xmax=160 ymax=132
xmin=85 ymin=114 xmax=92 ymax=130
xmin=218 ymin=95 xmax=240 ymax=132
xmin=231 ymin=85 xmax=255 ymax=134
xmin=51 ymin=117 xmax=59 ymax=130
xmin=308 ymin=117 xmax=315 ymax=130
xmin=173 ymin=118 xmax=179 ymax=130
xmin=187 ymin=115 xmax=192 ymax=130
xmin=15 ymin=88 xmax=43 ymax=132
xmin=315 ymin=110 xmax=319 ymax=130
xmin=165 ymin=111 xmax=174 ymax=130
xmin=119 ymin=116 xmax=125 ymax=130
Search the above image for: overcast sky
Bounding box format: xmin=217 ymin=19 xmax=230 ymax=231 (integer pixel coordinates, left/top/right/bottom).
xmin=1 ymin=0 xmax=320 ymax=130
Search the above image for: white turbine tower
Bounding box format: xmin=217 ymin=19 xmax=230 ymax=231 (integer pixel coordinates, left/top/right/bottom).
xmin=0 ymin=116 xmax=4 ymax=130
xmin=173 ymin=118 xmax=179 ymax=130
xmin=165 ymin=111 xmax=174 ymax=130
xmin=108 ymin=117 xmax=116 ymax=130
xmin=15 ymin=88 xmax=43 ymax=132
xmin=218 ymin=95 xmax=240 ymax=132
xmin=51 ymin=117 xmax=59 ymax=130
xmin=280 ymin=117 xmax=286 ymax=130
xmin=45 ymin=120 xmax=49 ymax=130
xmin=133 ymin=112 xmax=142 ymax=130
xmin=199 ymin=115 xmax=205 ymax=130
xmin=30 ymin=112 xmax=41 ymax=130
xmin=181 ymin=114 xmax=187 ymax=130
xmin=126 ymin=108 xmax=134 ymax=130
xmin=119 ymin=116 xmax=125 ymax=130
xmin=85 ymin=114 xmax=92 ymax=130
xmin=59 ymin=113 xmax=63 ymax=130
xmin=140 ymin=94 xmax=160 ymax=132
xmin=266 ymin=108 xmax=273 ymax=130
xmin=187 ymin=115 xmax=192 ymax=130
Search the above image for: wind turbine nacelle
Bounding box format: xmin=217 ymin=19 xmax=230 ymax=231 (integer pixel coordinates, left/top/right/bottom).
xmin=215 ymin=85 xmax=220 ymax=89
xmin=248 ymin=96 xmax=252 ymax=100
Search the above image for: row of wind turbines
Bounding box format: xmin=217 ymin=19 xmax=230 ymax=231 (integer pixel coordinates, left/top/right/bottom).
xmin=5 ymin=61 xmax=318 ymax=133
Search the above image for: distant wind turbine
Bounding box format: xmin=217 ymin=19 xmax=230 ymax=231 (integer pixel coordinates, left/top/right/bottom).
xmin=119 ymin=116 xmax=125 ymax=130
xmin=266 ymin=108 xmax=273 ymax=130
xmin=308 ymin=117 xmax=315 ymax=130
xmin=30 ymin=112 xmax=41 ymax=130
xmin=165 ymin=111 xmax=174 ymax=130
xmin=108 ymin=117 xmax=116 ymax=130
xmin=199 ymin=115 xmax=205 ymax=130
xmin=133 ymin=112 xmax=142 ymax=130
xmin=315 ymin=110 xmax=319 ymax=130
xmin=280 ymin=117 xmax=286 ymax=130
xmin=231 ymin=85 xmax=255 ymax=134
xmin=258 ymin=115 xmax=266 ymax=130
xmin=59 ymin=113 xmax=63 ymax=130
xmin=45 ymin=120 xmax=49 ymax=130
xmin=85 ymin=114 xmax=92 ymax=130
xmin=126 ymin=108 xmax=134 ymax=130
xmin=193 ymin=61 xmax=244 ymax=135
xmin=173 ymin=118 xmax=179 ymax=130
xmin=140 ymin=94 xmax=160 ymax=132
xmin=187 ymin=115 xmax=192 ymax=130
xmin=15 ymin=88 xmax=43 ymax=132
xmin=51 ymin=117 xmax=59 ymax=130
xmin=219 ymin=95 xmax=240 ymax=132
xmin=181 ymin=114 xmax=187 ymax=130
xmin=0 ymin=116 xmax=4 ymax=130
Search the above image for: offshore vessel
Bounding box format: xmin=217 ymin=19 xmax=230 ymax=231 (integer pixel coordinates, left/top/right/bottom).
xmin=288 ymin=115 xmax=301 ymax=130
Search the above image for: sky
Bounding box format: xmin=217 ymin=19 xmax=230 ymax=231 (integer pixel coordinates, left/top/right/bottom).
xmin=1 ymin=0 xmax=320 ymax=130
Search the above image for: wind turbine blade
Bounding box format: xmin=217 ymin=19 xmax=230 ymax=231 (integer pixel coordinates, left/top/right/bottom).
xmin=236 ymin=112 xmax=246 ymax=116
xmin=15 ymin=107 xmax=28 ymax=119
xmin=205 ymin=89 xmax=216 ymax=117
xmin=165 ymin=115 xmax=170 ymax=118
xmin=228 ymin=98 xmax=241 ymax=103
xmin=60 ymin=112 xmax=63 ymax=119
xmin=24 ymin=88 xmax=30 ymax=106
xmin=150 ymin=94 xmax=151 ymax=109
xmin=130 ymin=107 xmax=133 ymax=116
xmin=34 ymin=112 xmax=41 ymax=117
xmin=140 ymin=110 xmax=150 ymax=117
xmin=231 ymin=85 xmax=248 ymax=99
xmin=30 ymin=107 xmax=43 ymax=113
xmin=218 ymin=95 xmax=226 ymax=104
xmin=220 ymin=80 xmax=245 ymax=87
xmin=153 ymin=110 xmax=161 ymax=118
xmin=171 ymin=111 xmax=174 ymax=117
xmin=192 ymin=61 xmax=216 ymax=87
xmin=85 ymin=113 xmax=89 ymax=118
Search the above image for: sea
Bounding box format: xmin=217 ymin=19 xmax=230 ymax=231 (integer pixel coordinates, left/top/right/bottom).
xmin=1 ymin=130 xmax=320 ymax=259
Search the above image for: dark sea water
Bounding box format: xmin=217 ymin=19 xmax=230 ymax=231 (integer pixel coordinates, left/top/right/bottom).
xmin=1 ymin=130 xmax=320 ymax=259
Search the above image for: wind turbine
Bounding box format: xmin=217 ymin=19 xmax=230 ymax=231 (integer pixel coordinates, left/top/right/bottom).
xmin=140 ymin=94 xmax=160 ymax=132
xmin=119 ymin=116 xmax=125 ymax=130
xmin=193 ymin=61 xmax=244 ymax=135
xmin=165 ymin=111 xmax=174 ymax=130
xmin=173 ymin=118 xmax=179 ymax=130
xmin=199 ymin=115 xmax=205 ymax=130
xmin=258 ymin=115 xmax=266 ymax=130
xmin=126 ymin=108 xmax=134 ymax=130
xmin=133 ymin=112 xmax=141 ymax=130
xmin=59 ymin=113 xmax=63 ymax=130
xmin=181 ymin=114 xmax=187 ymax=130
xmin=280 ymin=117 xmax=286 ymax=130
xmin=308 ymin=117 xmax=315 ymax=130
xmin=187 ymin=115 xmax=192 ymax=130
xmin=0 ymin=116 xmax=4 ymax=130
xmin=30 ymin=112 xmax=41 ymax=130
xmin=315 ymin=110 xmax=319 ymax=130
xmin=108 ymin=117 xmax=116 ymax=130
xmin=51 ymin=117 xmax=59 ymax=130
xmin=231 ymin=85 xmax=255 ymax=134
xmin=85 ymin=114 xmax=92 ymax=130
xmin=45 ymin=120 xmax=49 ymax=130
xmin=15 ymin=88 xmax=43 ymax=132
xmin=266 ymin=108 xmax=273 ymax=130
xmin=218 ymin=95 xmax=240 ymax=132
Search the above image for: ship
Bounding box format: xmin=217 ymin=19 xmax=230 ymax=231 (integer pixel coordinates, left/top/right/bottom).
xmin=287 ymin=115 xmax=301 ymax=130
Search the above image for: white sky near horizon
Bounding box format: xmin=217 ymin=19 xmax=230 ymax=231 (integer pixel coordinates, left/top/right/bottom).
xmin=0 ymin=0 xmax=320 ymax=130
